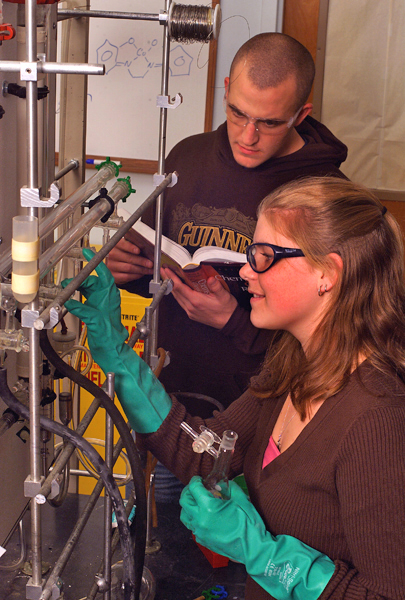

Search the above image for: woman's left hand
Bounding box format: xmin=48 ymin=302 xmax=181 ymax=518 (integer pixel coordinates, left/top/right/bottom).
xmin=179 ymin=476 xmax=261 ymax=564
xmin=180 ymin=476 xmax=335 ymax=600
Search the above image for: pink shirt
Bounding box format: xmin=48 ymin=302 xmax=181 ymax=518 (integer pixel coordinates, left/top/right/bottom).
xmin=262 ymin=435 xmax=281 ymax=468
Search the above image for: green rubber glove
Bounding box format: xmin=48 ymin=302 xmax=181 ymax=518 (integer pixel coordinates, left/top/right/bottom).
xmin=180 ymin=476 xmax=335 ymax=600
xmin=62 ymin=248 xmax=171 ymax=433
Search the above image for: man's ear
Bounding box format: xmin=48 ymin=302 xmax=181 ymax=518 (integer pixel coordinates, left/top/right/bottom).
xmin=295 ymin=103 xmax=313 ymax=127
xmin=224 ymin=77 xmax=230 ymax=95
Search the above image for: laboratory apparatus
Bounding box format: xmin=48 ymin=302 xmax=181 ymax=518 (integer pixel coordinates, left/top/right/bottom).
xmin=0 ymin=1 xmax=222 ymax=599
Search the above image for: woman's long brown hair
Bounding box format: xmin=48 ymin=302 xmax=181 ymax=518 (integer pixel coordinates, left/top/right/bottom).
xmin=250 ymin=177 xmax=405 ymax=418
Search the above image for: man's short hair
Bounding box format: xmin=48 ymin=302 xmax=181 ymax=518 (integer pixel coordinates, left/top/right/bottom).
xmin=230 ymin=33 xmax=315 ymax=110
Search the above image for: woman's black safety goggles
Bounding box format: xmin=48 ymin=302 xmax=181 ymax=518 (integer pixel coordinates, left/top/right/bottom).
xmin=246 ymin=243 xmax=305 ymax=273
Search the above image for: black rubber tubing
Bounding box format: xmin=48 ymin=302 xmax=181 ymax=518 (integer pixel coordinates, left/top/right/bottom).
xmin=0 ymin=366 xmax=137 ymax=600
xmin=0 ymin=327 xmax=147 ymax=600
xmin=38 ymin=329 xmax=147 ymax=600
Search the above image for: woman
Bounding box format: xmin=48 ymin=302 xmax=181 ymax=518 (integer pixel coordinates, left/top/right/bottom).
xmin=65 ymin=177 xmax=405 ymax=600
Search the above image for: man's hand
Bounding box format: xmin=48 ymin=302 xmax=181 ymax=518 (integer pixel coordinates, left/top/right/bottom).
xmin=106 ymin=232 xmax=154 ymax=285
xmin=161 ymin=266 xmax=238 ymax=329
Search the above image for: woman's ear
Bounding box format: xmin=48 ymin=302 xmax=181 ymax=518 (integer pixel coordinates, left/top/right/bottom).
xmin=319 ymin=253 xmax=343 ymax=293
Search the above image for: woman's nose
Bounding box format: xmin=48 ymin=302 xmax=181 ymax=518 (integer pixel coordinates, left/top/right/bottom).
xmin=240 ymin=261 xmax=257 ymax=281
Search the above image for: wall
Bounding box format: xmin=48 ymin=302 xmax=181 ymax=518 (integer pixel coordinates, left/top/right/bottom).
xmin=321 ymin=0 xmax=405 ymax=194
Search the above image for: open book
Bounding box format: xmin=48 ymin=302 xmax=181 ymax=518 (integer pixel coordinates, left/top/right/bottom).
xmin=117 ymin=207 xmax=250 ymax=305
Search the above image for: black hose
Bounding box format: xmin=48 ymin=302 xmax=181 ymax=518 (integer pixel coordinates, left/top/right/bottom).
xmin=38 ymin=330 xmax=147 ymax=600
xmin=0 ymin=367 xmax=136 ymax=600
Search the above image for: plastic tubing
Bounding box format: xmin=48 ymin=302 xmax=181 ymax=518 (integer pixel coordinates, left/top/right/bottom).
xmin=0 ymin=367 xmax=137 ymax=600
xmin=38 ymin=178 xmax=131 ymax=279
xmin=11 ymin=215 xmax=40 ymax=304
xmin=34 ymin=172 xmax=175 ymax=330
xmin=38 ymin=330 xmax=147 ymax=600
xmin=37 ymin=162 xmax=118 ymax=238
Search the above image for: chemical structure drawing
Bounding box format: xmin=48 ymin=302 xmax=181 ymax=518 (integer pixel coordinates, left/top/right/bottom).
xmin=95 ymin=37 xmax=194 ymax=78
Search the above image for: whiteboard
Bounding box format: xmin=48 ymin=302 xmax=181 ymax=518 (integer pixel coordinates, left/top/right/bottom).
xmin=86 ymin=0 xmax=214 ymax=162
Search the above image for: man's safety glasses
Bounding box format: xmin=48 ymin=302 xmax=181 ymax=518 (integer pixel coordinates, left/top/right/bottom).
xmin=224 ymin=98 xmax=302 ymax=136
xmin=246 ymin=243 xmax=305 ymax=273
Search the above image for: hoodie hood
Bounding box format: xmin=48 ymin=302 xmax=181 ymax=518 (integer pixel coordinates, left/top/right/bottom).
xmin=294 ymin=115 xmax=348 ymax=169
xmin=216 ymin=116 xmax=348 ymax=175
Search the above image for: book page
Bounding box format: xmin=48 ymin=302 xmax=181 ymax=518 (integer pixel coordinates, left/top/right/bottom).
xmin=117 ymin=206 xmax=191 ymax=267
xmin=193 ymin=245 xmax=247 ymax=265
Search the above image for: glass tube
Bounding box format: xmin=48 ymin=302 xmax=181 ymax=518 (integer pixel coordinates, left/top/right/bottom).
xmin=203 ymin=430 xmax=238 ymax=499
xmin=11 ymin=215 xmax=39 ymax=304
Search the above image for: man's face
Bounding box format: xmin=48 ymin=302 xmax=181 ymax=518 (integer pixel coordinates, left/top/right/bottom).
xmin=224 ymin=69 xmax=309 ymax=169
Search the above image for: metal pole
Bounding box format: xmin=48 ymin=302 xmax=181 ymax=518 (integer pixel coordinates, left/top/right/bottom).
xmin=127 ymin=277 xmax=172 ymax=348
xmin=0 ymin=60 xmax=104 ymax=75
xmin=144 ymin=0 xmax=172 ymax=367
xmin=57 ymin=8 xmax=161 ymax=22
xmin=54 ymin=159 xmax=80 ymax=181
xmin=25 ymin=0 xmax=43 ymax=590
xmin=103 ymin=373 xmax=115 ymax=600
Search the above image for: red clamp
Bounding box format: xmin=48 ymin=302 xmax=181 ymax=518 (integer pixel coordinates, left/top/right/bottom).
xmin=0 ymin=24 xmax=16 ymax=42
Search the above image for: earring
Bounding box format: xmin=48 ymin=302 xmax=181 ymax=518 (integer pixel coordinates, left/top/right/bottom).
xmin=318 ymin=284 xmax=328 ymax=297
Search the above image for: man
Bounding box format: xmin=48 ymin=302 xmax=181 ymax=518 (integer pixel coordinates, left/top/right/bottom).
xmin=107 ymin=33 xmax=347 ymax=409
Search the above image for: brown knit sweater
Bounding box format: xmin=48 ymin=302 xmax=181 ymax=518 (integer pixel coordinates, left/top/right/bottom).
xmin=139 ymin=361 xmax=405 ymax=599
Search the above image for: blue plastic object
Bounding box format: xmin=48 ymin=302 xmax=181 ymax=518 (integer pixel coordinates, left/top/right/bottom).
xmin=203 ymin=585 xmax=228 ymax=599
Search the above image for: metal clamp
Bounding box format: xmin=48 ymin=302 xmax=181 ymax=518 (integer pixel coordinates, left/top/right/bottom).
xmin=156 ymin=92 xmax=182 ymax=109
xmin=21 ymin=183 xmax=60 ymax=207
xmin=48 ymin=474 xmax=64 ymax=500
xmin=24 ymin=475 xmax=45 ymax=499
xmin=26 ymin=578 xmax=45 ymax=600
xmin=149 ymin=351 xmax=170 ymax=372
xmin=20 ymin=61 xmax=38 ymax=82
xmin=149 ymin=279 xmax=173 ymax=295
xmin=20 ymin=186 xmax=41 ymax=207
xmin=153 ymin=172 xmax=178 ymax=188
xmin=23 ymin=306 xmax=61 ymax=330
xmin=42 ymin=182 xmax=60 ymax=206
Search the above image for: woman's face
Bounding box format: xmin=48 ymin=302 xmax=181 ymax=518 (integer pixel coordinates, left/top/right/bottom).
xmin=240 ymin=214 xmax=326 ymax=347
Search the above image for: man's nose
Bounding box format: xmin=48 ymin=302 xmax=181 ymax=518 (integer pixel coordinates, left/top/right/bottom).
xmin=241 ymin=121 xmax=260 ymax=145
